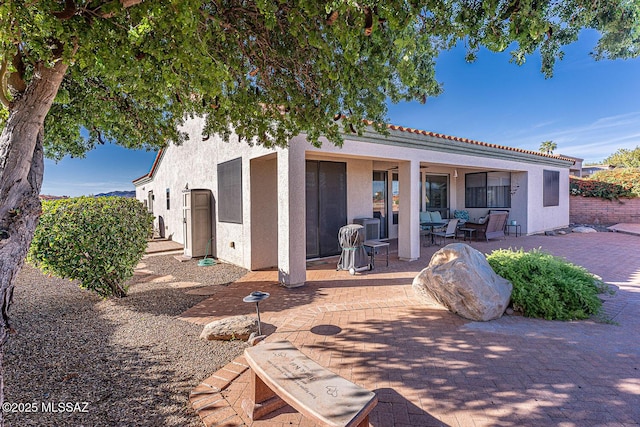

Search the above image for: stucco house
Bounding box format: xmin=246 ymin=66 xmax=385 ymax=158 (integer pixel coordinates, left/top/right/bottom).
xmin=133 ymin=116 xmax=574 ymax=287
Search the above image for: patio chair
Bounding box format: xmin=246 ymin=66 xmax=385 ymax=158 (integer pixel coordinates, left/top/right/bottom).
xmin=463 ymin=212 xmax=509 ymax=241
xmin=433 ymin=218 xmax=459 ymax=245
xmin=484 ymin=212 xmax=508 ymax=241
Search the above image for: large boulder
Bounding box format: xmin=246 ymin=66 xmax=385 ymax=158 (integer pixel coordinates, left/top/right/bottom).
xmin=200 ymin=315 xmax=257 ymax=341
xmin=412 ymin=243 xmax=512 ymax=321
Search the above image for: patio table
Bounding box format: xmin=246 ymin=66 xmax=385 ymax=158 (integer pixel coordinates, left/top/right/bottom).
xmin=420 ymin=221 xmax=447 ymax=245
xmin=364 ymin=240 xmax=390 ymax=268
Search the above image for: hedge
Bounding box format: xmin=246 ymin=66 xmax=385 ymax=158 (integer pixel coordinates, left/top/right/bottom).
xmin=28 ymin=197 xmax=154 ymax=297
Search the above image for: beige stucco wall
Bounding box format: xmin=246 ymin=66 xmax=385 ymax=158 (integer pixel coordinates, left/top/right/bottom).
xmin=135 ymin=116 xmax=279 ymax=270
xmin=135 ymin=118 xmax=571 ymax=277
xmin=526 ymin=167 xmax=570 ymax=233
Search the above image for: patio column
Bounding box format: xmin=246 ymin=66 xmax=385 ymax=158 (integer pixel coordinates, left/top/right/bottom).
xmin=398 ymin=159 xmax=420 ymax=261
xmin=277 ymin=145 xmax=307 ymax=287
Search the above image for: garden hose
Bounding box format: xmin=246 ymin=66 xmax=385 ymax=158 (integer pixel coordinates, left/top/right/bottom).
xmin=198 ymin=238 xmax=216 ymax=267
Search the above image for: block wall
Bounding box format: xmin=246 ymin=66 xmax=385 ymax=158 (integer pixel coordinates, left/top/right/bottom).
xmin=570 ymin=196 xmax=640 ymax=224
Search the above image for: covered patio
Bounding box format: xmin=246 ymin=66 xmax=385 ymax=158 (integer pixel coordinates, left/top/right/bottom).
xmin=251 ymin=131 xmax=569 ymax=287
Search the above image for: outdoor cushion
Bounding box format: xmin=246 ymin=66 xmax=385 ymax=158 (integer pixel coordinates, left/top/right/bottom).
xmin=420 ymin=212 xmax=431 ymax=223
xmin=429 ymin=211 xmax=443 ymax=222
xmin=454 ymin=210 xmax=469 ymax=221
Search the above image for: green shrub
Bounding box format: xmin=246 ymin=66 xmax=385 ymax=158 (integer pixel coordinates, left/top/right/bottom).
xmin=569 ymin=177 xmax=633 ymax=200
xmin=487 ymin=248 xmax=605 ymax=320
xmin=590 ymin=168 xmax=640 ymax=197
xmin=28 ymin=197 xmax=153 ymax=297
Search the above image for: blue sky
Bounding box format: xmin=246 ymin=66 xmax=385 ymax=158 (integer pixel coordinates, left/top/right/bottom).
xmin=41 ymin=30 xmax=640 ymax=197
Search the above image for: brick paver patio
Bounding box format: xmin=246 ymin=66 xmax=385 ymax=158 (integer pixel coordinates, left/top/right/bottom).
xmin=183 ymin=232 xmax=640 ymax=427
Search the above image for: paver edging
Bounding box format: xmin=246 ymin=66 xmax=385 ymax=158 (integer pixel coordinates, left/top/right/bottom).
xmin=190 ymin=358 xmax=250 ymax=427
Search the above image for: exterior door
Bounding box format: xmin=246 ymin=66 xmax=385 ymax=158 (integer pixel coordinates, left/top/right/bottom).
xmin=372 ymin=171 xmax=388 ymax=239
xmin=422 ymin=174 xmax=449 ymax=217
xmin=306 ymin=160 xmax=347 ymax=258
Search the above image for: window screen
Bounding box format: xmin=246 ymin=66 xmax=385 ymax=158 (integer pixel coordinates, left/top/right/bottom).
xmin=543 ymin=170 xmax=560 ymax=207
xmin=465 ymin=172 xmax=511 ymax=208
xmin=465 ymin=173 xmax=487 ymax=208
xmin=218 ymin=158 xmax=243 ymax=223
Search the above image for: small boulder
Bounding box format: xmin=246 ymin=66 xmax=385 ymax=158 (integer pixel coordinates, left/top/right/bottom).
xmin=412 ymin=243 xmax=512 ymax=321
xmin=200 ymin=315 xmax=257 ymax=341
xmin=572 ymin=226 xmax=597 ymax=233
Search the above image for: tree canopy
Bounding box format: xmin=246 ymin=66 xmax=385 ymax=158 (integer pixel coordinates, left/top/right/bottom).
xmin=540 ymin=140 xmax=558 ymax=154
xmin=603 ymin=146 xmax=640 ymax=167
xmin=2 ymin=0 xmax=639 ymax=157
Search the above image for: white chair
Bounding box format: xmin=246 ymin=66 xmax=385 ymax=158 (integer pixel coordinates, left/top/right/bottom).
xmin=433 ymin=218 xmax=459 ymax=245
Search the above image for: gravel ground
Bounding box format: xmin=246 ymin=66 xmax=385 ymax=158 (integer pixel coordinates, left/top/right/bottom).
xmin=5 ymin=255 xmax=248 ymax=427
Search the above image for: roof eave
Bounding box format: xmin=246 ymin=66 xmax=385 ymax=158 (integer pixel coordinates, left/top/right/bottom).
xmin=131 ymin=148 xmax=166 ymax=186
xmin=342 ymin=127 xmax=574 ymax=168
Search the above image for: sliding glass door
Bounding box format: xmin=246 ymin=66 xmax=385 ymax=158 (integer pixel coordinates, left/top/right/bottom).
xmin=306 ymin=160 xmax=347 ymax=258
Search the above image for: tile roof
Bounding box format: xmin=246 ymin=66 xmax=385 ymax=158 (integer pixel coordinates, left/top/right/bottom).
xmin=133 ymin=120 xmax=574 ymax=184
xmin=360 ymin=119 xmax=575 ymax=163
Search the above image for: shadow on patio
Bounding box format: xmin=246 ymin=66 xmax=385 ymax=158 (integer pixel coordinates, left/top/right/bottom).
xmin=186 ymin=231 xmax=640 ymax=426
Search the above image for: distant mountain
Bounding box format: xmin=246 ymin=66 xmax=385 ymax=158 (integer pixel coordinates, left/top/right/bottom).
xmin=95 ymin=190 xmax=136 ymax=198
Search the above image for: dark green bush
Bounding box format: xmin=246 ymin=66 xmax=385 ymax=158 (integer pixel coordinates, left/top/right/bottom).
xmin=569 ymin=177 xmax=633 ymax=200
xmin=487 ymin=248 xmax=605 ymax=320
xmin=28 ymin=197 xmax=153 ymax=297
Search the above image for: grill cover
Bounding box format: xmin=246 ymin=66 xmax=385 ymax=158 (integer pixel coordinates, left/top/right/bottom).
xmin=337 ymin=224 xmax=370 ymax=273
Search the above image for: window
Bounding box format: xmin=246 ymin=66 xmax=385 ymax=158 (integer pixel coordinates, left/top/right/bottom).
xmin=218 ymin=158 xmax=243 ymax=223
xmin=147 ymin=190 xmax=154 ymax=213
xmin=543 ymin=170 xmax=560 ymax=207
xmin=166 ymin=188 xmax=170 ymax=210
xmin=465 ymin=172 xmax=511 ymax=208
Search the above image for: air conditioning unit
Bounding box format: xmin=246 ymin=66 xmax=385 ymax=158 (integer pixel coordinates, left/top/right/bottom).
xmin=353 ymin=217 xmax=380 ymax=241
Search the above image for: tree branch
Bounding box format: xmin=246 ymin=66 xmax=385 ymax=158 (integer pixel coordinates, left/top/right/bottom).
xmin=52 ymin=0 xmax=77 ymax=20
xmin=92 ymin=126 xmax=107 ymax=145
xmin=121 ymin=0 xmax=143 ymax=7
xmin=0 ymin=60 xmax=11 ymax=109
xmin=94 ymin=0 xmax=144 ymax=19
xmin=8 ymin=51 xmax=27 ymax=95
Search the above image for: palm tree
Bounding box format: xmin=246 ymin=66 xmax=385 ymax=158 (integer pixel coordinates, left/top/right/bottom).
xmin=540 ymin=141 xmax=557 ymax=154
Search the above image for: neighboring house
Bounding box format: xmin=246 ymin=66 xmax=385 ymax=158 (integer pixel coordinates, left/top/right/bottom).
xmin=582 ymin=164 xmax=614 ymax=177
xmin=133 ymin=116 xmax=574 ymax=287
xmin=560 ymin=155 xmax=583 ymax=177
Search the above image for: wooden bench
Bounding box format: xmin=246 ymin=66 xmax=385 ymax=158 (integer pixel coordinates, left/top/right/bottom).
xmin=242 ymin=341 xmax=378 ymax=426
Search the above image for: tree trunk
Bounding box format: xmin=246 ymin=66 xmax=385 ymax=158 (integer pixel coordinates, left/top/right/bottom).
xmin=0 ymin=60 xmax=68 ymax=426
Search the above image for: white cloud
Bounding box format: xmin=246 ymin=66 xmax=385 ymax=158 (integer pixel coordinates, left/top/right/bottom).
xmin=502 ymin=112 xmax=640 ymax=163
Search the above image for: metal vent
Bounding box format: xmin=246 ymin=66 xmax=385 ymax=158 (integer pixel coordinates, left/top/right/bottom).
xmin=353 ymin=218 xmax=380 ymax=241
